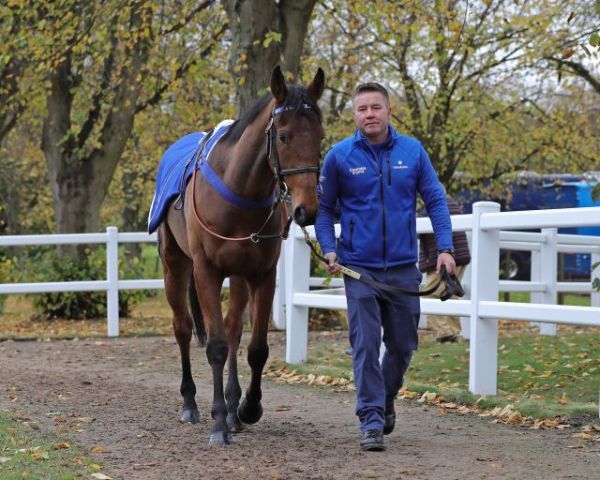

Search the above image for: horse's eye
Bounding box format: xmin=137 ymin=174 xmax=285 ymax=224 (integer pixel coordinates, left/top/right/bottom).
xmin=278 ymin=132 xmax=288 ymax=144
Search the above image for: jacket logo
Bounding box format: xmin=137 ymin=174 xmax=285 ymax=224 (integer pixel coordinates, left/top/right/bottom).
xmin=393 ymin=160 xmax=408 ymax=170
xmin=349 ymin=166 xmax=366 ymax=175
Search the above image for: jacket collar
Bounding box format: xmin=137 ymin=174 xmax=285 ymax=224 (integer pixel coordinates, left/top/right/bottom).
xmin=353 ymin=124 xmax=399 ymax=148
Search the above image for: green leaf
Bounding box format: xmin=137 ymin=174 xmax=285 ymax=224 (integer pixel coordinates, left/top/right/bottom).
xmin=592 ymin=182 xmax=600 ymax=203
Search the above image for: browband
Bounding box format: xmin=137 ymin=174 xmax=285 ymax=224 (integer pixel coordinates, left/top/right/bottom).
xmin=272 ymin=103 xmax=312 ymax=116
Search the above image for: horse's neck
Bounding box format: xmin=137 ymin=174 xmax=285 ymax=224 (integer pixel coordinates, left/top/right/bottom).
xmin=221 ymin=99 xmax=277 ymax=201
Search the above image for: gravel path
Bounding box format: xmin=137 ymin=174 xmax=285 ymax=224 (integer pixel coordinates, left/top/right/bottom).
xmin=0 ymin=333 xmax=598 ymax=479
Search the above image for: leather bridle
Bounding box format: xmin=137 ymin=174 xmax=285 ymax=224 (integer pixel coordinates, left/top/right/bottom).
xmin=265 ymin=103 xmax=321 ymax=194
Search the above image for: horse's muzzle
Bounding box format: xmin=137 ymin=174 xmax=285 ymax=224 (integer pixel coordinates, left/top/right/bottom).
xmin=294 ymin=205 xmax=317 ymax=227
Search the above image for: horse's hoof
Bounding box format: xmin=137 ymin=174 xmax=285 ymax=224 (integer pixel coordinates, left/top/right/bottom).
xmin=208 ymin=431 xmax=233 ymax=447
xmin=237 ymin=398 xmax=263 ymax=424
xmin=226 ymin=413 xmax=244 ymax=433
xmin=180 ymin=408 xmax=200 ymax=424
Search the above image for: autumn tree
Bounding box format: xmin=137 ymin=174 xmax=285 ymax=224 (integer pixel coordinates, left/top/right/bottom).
xmin=39 ymin=0 xmax=225 ymax=255
xmin=222 ymin=0 xmax=318 ymax=115
xmin=309 ymin=0 xmax=599 ymax=193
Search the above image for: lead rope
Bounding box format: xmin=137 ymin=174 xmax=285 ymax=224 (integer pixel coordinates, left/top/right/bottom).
xmin=299 ymin=226 xmax=448 ymax=297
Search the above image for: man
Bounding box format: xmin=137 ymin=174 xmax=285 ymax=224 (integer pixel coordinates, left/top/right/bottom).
xmin=419 ymin=195 xmax=471 ymax=343
xmin=315 ymin=82 xmax=455 ymax=451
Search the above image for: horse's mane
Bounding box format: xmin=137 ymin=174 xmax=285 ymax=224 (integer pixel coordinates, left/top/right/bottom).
xmin=221 ymin=85 xmax=322 ymax=145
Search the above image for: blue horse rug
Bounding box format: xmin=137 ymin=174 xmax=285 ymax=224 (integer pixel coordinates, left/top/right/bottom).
xmin=148 ymin=119 xmax=279 ymax=234
xmin=147 ymin=120 xmax=234 ymax=234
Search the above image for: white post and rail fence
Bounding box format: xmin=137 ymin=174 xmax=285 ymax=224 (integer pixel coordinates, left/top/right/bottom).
xmin=1 ymin=202 xmax=599 ymax=398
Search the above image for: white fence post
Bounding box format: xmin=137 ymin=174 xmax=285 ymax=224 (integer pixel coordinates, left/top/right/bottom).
xmin=106 ymin=227 xmax=119 ymax=337
xmin=591 ymin=252 xmax=600 ymax=308
xmin=529 ymin=249 xmax=542 ymax=330
xmin=538 ymin=228 xmax=558 ymax=335
xmin=460 ymin=231 xmax=472 ymax=339
xmin=285 ymin=225 xmax=310 ymax=363
xmin=469 ymin=202 xmax=500 ymax=395
xmin=272 ymin=253 xmax=286 ymax=329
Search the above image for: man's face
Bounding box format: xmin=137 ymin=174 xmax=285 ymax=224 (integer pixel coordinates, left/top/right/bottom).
xmin=352 ymin=91 xmax=391 ymax=144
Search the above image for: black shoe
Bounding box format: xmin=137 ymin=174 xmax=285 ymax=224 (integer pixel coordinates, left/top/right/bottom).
xmin=383 ymin=409 xmax=396 ymax=435
xmin=436 ymin=335 xmax=458 ymax=344
xmin=360 ymin=429 xmax=385 ymax=451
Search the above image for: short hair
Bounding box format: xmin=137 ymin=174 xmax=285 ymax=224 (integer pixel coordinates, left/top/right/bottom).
xmin=352 ymin=82 xmax=390 ymax=104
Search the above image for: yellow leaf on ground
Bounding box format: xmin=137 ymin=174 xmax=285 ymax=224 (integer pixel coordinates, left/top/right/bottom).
xmin=30 ymin=450 xmax=49 ymax=460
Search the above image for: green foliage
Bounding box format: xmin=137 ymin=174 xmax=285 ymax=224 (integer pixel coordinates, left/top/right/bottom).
xmin=592 ymin=182 xmax=600 ymax=202
xmin=28 ymin=248 xmax=149 ymax=320
xmin=310 ymin=0 xmax=599 ymax=189
xmin=0 ymin=255 xmax=13 ymax=314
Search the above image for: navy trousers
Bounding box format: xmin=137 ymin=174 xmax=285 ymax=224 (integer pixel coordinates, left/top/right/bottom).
xmin=344 ymin=264 xmax=422 ymax=432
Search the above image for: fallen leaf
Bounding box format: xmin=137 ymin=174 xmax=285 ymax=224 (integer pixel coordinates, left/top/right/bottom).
xmin=557 ymin=392 xmax=570 ymax=405
xmin=133 ymin=462 xmax=162 ymax=469
xmin=572 ymin=433 xmax=593 ymax=441
xmin=0 ymin=457 xmax=10 ymax=463
xmin=91 ymin=474 xmax=113 ymax=480
xmin=91 ymin=446 xmax=106 ymax=453
xmin=55 ymin=442 xmax=70 ymax=449
xmin=75 ymin=416 xmax=95 ymax=424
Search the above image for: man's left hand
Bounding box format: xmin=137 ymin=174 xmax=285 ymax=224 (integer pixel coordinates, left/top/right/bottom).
xmin=437 ymin=253 xmax=456 ymax=275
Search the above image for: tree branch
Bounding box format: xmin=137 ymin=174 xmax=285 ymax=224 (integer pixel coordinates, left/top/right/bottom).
xmin=546 ymin=56 xmax=600 ymax=95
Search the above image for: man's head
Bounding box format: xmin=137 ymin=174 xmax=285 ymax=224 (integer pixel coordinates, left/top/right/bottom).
xmin=352 ymin=82 xmax=391 ymax=144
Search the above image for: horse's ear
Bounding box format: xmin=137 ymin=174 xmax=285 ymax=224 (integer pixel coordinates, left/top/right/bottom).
xmin=307 ymin=68 xmax=325 ymax=102
xmin=270 ymin=65 xmax=288 ymax=104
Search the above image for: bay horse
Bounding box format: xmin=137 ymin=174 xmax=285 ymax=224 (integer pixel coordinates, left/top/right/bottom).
xmin=155 ymin=66 xmax=325 ymax=446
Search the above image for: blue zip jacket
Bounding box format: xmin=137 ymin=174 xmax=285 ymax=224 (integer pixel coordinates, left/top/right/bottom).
xmin=315 ymin=125 xmax=453 ymax=268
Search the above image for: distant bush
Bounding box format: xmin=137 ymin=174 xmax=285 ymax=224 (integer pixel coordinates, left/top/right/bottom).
xmin=0 ymin=256 xmax=14 ymax=314
xmin=29 ymin=247 xmax=151 ymax=320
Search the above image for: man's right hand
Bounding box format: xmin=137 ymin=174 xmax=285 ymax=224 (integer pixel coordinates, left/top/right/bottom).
xmin=324 ymin=252 xmax=342 ymax=275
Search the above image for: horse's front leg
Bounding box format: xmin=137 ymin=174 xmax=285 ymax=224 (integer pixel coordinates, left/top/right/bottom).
xmin=224 ymin=276 xmax=248 ymax=433
xmin=193 ymin=259 xmax=230 ymax=446
xmin=238 ymin=267 xmax=276 ymax=425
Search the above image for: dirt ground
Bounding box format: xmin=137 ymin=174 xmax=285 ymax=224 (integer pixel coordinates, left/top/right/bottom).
xmin=0 ymin=331 xmax=598 ymax=480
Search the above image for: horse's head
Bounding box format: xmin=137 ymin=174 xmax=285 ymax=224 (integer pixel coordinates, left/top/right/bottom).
xmin=269 ymin=66 xmax=325 ymax=227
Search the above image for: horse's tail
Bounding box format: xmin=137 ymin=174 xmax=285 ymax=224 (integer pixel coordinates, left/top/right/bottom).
xmin=189 ymin=274 xmax=207 ymax=347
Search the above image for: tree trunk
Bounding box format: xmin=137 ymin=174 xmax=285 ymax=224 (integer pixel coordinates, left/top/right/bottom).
xmin=41 ymin=4 xmax=151 ymax=258
xmin=222 ymin=0 xmax=317 ymax=116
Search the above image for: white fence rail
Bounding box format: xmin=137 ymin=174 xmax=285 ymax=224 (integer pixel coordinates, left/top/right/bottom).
xmin=281 ymin=202 xmax=600 ymax=396
xmin=1 ymin=203 xmax=599 ymax=397
xmin=0 ymin=228 xmax=161 ymax=336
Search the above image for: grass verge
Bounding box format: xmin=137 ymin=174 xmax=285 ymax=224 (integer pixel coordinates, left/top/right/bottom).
xmin=0 ymin=411 xmax=99 ymax=479
xmin=267 ymin=328 xmax=600 ymax=422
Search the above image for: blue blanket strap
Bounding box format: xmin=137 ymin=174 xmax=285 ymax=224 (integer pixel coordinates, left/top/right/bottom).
xmin=184 ymin=125 xmax=277 ymax=210
xmin=199 ymin=161 xmax=277 ymax=209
